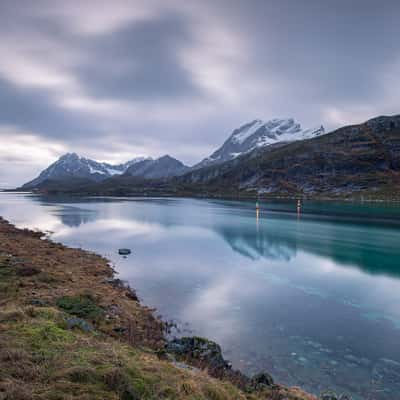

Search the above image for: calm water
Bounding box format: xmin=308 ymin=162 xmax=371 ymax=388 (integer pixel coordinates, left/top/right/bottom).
xmin=1 ymin=193 xmax=400 ymax=399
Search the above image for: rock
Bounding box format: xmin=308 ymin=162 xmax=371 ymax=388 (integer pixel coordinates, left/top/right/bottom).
xmin=319 ymin=390 xmax=338 ymax=400
xmin=29 ymin=299 xmax=48 ymax=307
xmin=16 ymin=266 xmax=41 ymax=276
xmin=165 ymin=336 xmax=254 ymax=390
xmin=118 ymin=249 xmax=131 ymax=255
xmin=125 ymin=289 xmax=138 ymax=301
xmin=250 ymin=371 xmax=274 ymax=388
xmin=113 ymin=326 xmax=127 ymax=334
xmin=166 ymin=336 xmax=229 ymax=370
xmin=65 ymin=317 xmax=94 ymax=332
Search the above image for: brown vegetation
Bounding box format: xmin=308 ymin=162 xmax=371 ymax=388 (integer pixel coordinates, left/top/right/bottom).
xmin=0 ymin=217 xmax=315 ymax=400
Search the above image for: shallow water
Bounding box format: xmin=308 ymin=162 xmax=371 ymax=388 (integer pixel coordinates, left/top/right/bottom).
xmin=1 ymin=193 xmax=400 ymax=399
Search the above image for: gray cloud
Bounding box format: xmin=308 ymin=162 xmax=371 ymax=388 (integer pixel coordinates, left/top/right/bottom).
xmin=0 ymin=0 xmax=399 ymax=187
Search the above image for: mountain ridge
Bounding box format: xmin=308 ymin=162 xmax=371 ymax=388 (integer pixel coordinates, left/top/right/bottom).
xmin=193 ymin=118 xmax=325 ymax=169
xmin=22 ymin=153 xmax=188 ymax=188
xmin=19 ymin=114 xmax=400 ymax=200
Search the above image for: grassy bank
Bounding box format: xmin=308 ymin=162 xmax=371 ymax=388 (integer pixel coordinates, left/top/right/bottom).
xmin=0 ymin=217 xmax=315 ymax=400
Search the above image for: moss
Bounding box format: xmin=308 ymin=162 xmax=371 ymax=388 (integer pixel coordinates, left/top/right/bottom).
xmin=56 ymin=295 xmax=103 ymax=320
xmin=21 ymin=320 xmax=74 ymax=358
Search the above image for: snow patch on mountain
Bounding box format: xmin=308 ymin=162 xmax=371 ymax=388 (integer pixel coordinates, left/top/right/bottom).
xmin=232 ymin=120 xmax=265 ymax=144
xmin=23 ymin=153 xmax=151 ymax=188
xmin=194 ymin=118 xmax=325 ymax=169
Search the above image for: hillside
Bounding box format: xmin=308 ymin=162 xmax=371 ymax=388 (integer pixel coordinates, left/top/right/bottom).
xmin=177 ymin=115 xmax=400 ymax=199
xmin=0 ymin=217 xmax=315 ymax=400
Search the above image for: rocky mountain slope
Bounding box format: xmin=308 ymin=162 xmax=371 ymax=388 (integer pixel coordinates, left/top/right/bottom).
xmin=194 ymin=118 xmax=325 ymax=169
xmin=179 ymin=115 xmax=400 ymax=198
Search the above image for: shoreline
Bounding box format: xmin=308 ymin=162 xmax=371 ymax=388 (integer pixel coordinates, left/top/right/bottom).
xmin=0 ymin=215 xmax=316 ymax=399
xmin=3 ymin=188 xmax=400 ymax=205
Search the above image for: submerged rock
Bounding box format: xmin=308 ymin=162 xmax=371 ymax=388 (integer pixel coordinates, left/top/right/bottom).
xmin=319 ymin=391 xmax=338 ymax=400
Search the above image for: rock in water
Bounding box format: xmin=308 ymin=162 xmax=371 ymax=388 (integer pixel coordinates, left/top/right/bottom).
xmin=118 ymin=249 xmax=131 ymax=255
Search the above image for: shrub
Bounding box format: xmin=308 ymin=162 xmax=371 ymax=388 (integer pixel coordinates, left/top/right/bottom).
xmin=56 ymin=295 xmax=103 ymax=320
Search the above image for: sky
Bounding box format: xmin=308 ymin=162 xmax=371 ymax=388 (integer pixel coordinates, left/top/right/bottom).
xmin=0 ymin=0 xmax=399 ymax=187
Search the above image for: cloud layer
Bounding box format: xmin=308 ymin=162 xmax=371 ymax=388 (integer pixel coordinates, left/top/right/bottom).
xmin=0 ymin=0 xmax=399 ymax=186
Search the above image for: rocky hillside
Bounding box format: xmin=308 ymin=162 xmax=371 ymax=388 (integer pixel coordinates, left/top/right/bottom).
xmin=179 ymin=115 xmax=400 ymax=199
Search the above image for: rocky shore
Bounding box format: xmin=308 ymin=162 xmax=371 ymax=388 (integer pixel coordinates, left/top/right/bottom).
xmin=0 ymin=216 xmax=315 ymax=400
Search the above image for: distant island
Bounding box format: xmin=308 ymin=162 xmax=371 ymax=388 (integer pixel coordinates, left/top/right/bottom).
xmin=20 ymin=115 xmax=400 ymax=201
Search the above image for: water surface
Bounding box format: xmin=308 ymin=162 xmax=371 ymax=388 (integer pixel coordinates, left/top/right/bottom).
xmin=1 ymin=193 xmax=400 ymax=399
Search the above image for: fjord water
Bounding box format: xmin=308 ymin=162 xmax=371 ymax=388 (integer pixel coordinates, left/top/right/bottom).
xmin=1 ymin=193 xmax=400 ymax=399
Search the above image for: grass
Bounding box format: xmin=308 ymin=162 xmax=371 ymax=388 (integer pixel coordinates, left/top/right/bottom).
xmin=0 ymin=306 xmax=256 ymax=400
xmin=0 ymin=218 xmax=315 ymax=400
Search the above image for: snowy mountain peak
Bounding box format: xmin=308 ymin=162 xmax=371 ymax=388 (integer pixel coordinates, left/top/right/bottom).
xmin=23 ymin=153 xmax=151 ymax=188
xmin=194 ymin=118 xmax=325 ymax=169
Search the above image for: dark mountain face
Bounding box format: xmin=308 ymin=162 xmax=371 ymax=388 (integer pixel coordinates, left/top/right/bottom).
xmin=194 ymin=118 xmax=325 ymax=169
xmin=22 ymin=153 xmax=148 ymax=188
xmin=179 ymin=115 xmax=400 ymax=198
xmin=124 ymin=155 xmax=189 ymax=179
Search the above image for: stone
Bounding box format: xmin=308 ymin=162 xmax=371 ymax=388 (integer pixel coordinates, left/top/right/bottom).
xmin=118 ymin=249 xmax=131 ymax=255
xmin=250 ymin=371 xmax=274 ymax=388
xmin=319 ymin=390 xmax=338 ymax=400
xmin=65 ymin=317 xmax=94 ymax=332
xmin=29 ymin=299 xmax=48 ymax=307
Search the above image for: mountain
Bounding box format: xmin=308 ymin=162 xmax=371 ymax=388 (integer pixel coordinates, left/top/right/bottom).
xmin=124 ymin=155 xmax=189 ymax=179
xmin=194 ymin=118 xmax=325 ymax=169
xmin=179 ymin=115 xmax=400 ymax=198
xmin=20 ymin=115 xmax=400 ymax=200
xmin=22 ymin=153 xmax=149 ymax=188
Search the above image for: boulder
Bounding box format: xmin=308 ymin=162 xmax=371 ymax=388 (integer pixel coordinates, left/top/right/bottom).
xmin=65 ymin=317 xmax=94 ymax=332
xmin=250 ymin=371 xmax=274 ymax=388
xmin=118 ymin=249 xmax=131 ymax=255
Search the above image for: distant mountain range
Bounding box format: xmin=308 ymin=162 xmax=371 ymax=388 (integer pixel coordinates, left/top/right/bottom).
xmin=22 ymin=117 xmax=324 ymax=188
xmin=20 ymin=115 xmax=400 ymax=200
xmin=23 ymin=153 xmax=188 ymax=189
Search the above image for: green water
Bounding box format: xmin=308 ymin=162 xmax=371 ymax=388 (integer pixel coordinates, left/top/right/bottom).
xmin=1 ymin=193 xmax=400 ymax=399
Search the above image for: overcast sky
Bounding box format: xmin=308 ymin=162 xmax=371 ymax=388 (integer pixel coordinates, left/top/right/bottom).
xmin=0 ymin=0 xmax=399 ymax=187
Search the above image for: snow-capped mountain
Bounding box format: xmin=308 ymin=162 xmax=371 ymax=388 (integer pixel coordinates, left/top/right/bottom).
xmin=23 ymin=153 xmax=150 ymax=188
xmin=194 ymin=118 xmax=325 ymax=169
